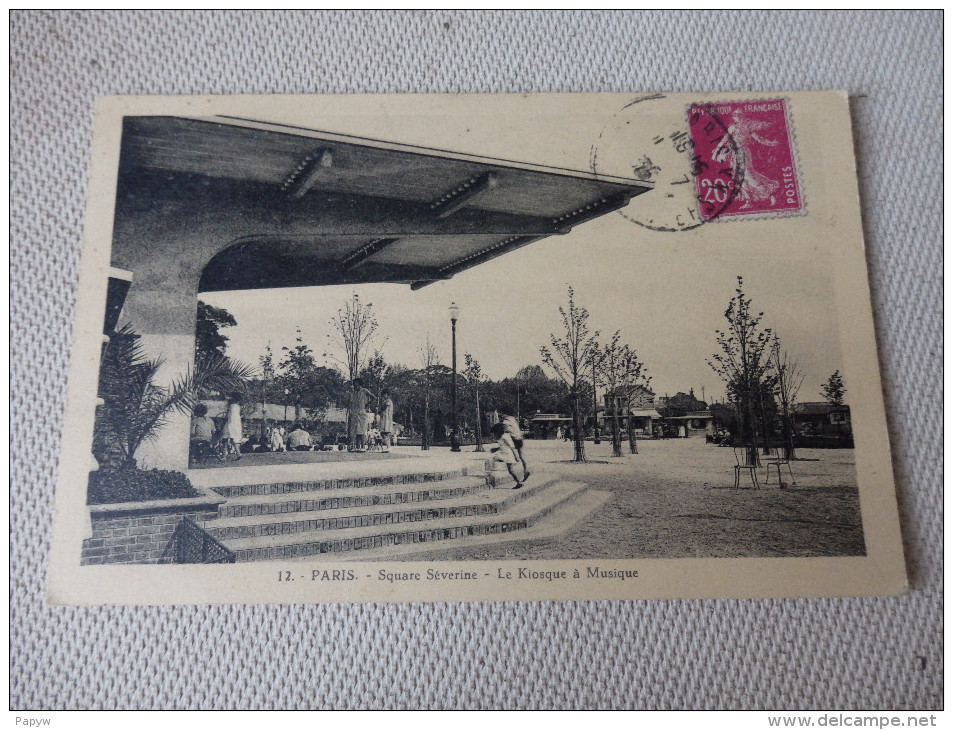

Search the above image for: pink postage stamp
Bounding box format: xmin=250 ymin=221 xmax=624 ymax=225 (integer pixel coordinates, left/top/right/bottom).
xmin=688 ymin=99 xmax=802 ymax=221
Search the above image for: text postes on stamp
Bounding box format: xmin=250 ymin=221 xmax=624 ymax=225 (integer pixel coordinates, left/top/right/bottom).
xmin=689 ymin=99 xmax=803 ymax=221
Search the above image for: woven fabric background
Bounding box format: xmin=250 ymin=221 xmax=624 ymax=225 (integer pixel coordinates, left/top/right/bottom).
xmin=10 ymin=10 xmax=942 ymax=710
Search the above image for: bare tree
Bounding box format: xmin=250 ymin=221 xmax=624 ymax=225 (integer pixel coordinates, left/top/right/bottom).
xmin=708 ymin=277 xmax=776 ymax=464
xmin=597 ymin=332 xmax=627 ymax=457
xmin=771 ymin=335 xmax=805 ymax=460
xmin=540 ymin=285 xmax=599 ymax=462
xmin=464 ymin=353 xmax=486 ymax=453
xmin=258 ymin=342 xmax=276 ymax=436
xmin=418 ymin=336 xmax=439 ymax=451
xmin=619 ymin=345 xmax=651 ymax=455
xmin=596 ymin=333 xmax=649 ymax=457
xmin=327 ymin=293 xmax=379 ymax=381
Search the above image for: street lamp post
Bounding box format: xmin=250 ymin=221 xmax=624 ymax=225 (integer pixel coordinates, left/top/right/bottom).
xmin=283 ymin=388 xmax=289 ymax=423
xmin=449 ymin=302 xmax=461 ymax=452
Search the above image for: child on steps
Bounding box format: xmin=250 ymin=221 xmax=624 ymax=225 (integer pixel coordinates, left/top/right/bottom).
xmin=490 ymin=422 xmax=526 ymax=490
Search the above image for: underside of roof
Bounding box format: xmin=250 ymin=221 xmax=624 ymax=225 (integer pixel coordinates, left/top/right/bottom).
xmin=114 ymin=116 xmax=651 ymax=292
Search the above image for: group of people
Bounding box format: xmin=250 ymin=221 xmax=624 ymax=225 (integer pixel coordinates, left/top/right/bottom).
xmin=188 ymin=381 xmax=397 ymax=463
xmin=707 ymin=429 xmax=733 ymax=446
xmin=189 ymin=385 xmax=535 ymax=485
xmin=189 ymin=392 xmax=245 ymax=463
xmin=347 ymin=378 xmax=394 ymax=452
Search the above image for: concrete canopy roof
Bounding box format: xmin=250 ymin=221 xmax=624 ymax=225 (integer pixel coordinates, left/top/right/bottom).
xmin=114 ymin=116 xmax=651 ymax=293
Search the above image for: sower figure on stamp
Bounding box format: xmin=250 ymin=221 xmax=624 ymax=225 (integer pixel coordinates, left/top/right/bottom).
xmin=714 ymin=110 xmax=780 ymax=209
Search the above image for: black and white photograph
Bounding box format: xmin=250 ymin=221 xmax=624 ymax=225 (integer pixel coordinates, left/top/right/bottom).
xmin=48 ymin=92 xmax=905 ymax=604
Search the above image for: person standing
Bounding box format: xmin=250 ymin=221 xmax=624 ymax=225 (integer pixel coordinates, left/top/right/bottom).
xmin=286 ymin=424 xmax=313 ymax=451
xmin=223 ymin=391 xmax=244 ymax=460
xmin=378 ymin=388 xmax=395 ymax=452
xmin=500 ymin=408 xmax=530 ymax=480
xmin=348 ymin=378 xmax=374 ymax=451
xmin=189 ymin=403 xmax=217 ymax=463
xmin=268 ymin=421 xmax=286 ymax=452
xmin=490 ymin=422 xmax=524 ymax=490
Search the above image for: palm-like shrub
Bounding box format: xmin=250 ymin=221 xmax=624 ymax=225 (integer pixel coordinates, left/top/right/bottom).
xmin=93 ymin=325 xmax=255 ymax=470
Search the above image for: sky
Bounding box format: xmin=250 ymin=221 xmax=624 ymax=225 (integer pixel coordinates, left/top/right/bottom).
xmin=195 ymin=94 xmax=851 ymax=406
xmin=200 ymin=207 xmax=844 ymax=405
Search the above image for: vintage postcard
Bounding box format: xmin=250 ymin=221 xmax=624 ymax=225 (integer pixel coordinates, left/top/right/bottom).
xmin=47 ymin=92 xmax=906 ymax=604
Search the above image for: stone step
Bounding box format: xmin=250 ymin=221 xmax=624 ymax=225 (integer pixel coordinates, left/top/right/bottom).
xmin=220 ymin=480 xmax=589 ymax=562
xmin=216 ymin=474 xmax=492 ymax=519
xmin=320 ymin=488 xmax=613 ymax=562
xmin=204 ymin=475 xmax=559 ymax=541
xmin=210 ymin=465 xmax=480 ymax=499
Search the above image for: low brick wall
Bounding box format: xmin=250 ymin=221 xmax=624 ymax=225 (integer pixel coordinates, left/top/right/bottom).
xmin=81 ymin=493 xmax=225 ymax=565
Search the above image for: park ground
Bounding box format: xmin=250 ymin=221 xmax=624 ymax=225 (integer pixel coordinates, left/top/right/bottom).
xmin=189 ymin=436 xmax=865 ymax=561
xmin=442 ymin=437 xmax=865 ymax=560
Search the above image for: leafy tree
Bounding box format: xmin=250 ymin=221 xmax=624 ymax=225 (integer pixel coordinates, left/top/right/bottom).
xmin=821 ymin=370 xmax=846 ymax=406
xmin=464 ymin=353 xmax=486 ymax=452
xmin=327 ymin=293 xmax=379 ymax=381
xmin=540 ymin=285 xmax=599 ymax=462
xmin=255 ymin=343 xmax=277 ymax=431
xmin=418 ymin=337 xmax=440 ymax=450
xmin=359 ymin=349 xmax=390 ymax=400
xmin=619 ymin=346 xmax=651 ymax=455
xmin=279 ymin=331 xmax=316 ymax=422
xmin=195 ymin=301 xmax=237 ymax=362
xmin=383 ymin=362 xmax=416 ymax=435
xmin=94 ymin=324 xmax=254 ymax=470
xmin=595 ymin=332 xmax=649 ymax=457
xmin=587 ymin=343 xmax=602 ymax=444
xmin=710 ymin=402 xmax=741 ymax=435
xmin=658 ymin=389 xmax=707 ymax=417
xmin=279 ymin=330 xmax=345 ymax=421
xmin=488 ymin=366 xmax=572 ymax=421
xmin=708 ymin=277 xmax=777 ymax=462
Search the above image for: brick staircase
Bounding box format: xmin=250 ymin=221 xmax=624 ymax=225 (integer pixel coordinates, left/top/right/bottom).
xmin=199 ymin=463 xmax=601 ymax=561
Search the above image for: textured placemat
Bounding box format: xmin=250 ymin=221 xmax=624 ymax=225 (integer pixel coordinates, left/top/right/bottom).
xmin=11 ymin=10 xmax=941 ymax=710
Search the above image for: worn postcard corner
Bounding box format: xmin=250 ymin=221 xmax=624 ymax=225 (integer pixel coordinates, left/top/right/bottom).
xmin=48 ymin=91 xmax=906 ymax=605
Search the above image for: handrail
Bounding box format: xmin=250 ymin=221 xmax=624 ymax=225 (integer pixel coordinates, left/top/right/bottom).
xmin=160 ymin=517 xmax=236 ymax=564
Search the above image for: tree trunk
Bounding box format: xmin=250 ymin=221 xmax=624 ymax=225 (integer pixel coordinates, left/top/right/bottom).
xmin=781 ymin=402 xmax=795 ymax=460
xmin=627 ymin=403 xmax=638 ymax=454
xmin=571 ymin=387 xmax=586 ymax=462
xmin=743 ymin=394 xmax=759 ymax=467
xmin=611 ymin=397 xmax=622 ymax=457
xmin=757 ymin=390 xmax=772 ymax=456
xmin=422 ymin=393 xmax=430 ymax=450
xmin=474 ymin=387 xmax=484 ymax=452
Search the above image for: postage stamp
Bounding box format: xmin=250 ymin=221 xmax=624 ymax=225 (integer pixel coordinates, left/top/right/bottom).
xmin=45 ymin=92 xmax=904 ymax=605
xmin=589 ymin=94 xmax=745 ymax=231
xmin=688 ymin=99 xmax=803 ymax=220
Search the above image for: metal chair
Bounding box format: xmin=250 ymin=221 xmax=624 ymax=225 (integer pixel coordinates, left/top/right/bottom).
xmin=764 ymin=447 xmax=796 ymax=488
xmin=189 ymin=439 xmax=225 ymax=466
xmin=732 ymin=445 xmax=761 ymax=489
